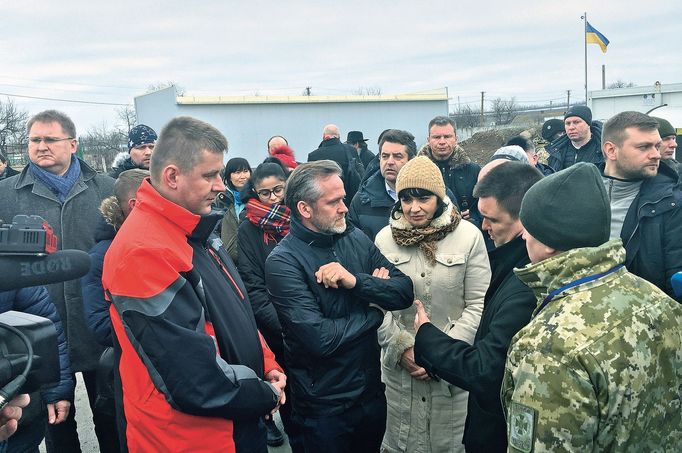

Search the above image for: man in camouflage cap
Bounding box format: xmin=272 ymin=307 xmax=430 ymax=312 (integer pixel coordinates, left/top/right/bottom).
xmin=501 ymin=162 xmax=682 ymax=451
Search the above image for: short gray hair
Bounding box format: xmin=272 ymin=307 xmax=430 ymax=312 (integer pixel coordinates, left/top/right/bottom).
xmin=285 ymin=160 xmax=342 ymax=219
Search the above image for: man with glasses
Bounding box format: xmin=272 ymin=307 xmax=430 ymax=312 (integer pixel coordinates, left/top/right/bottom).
xmin=109 ymin=124 xmax=157 ymax=178
xmin=419 ymin=116 xmax=482 ymax=226
xmin=0 ymin=110 xmax=116 ymax=452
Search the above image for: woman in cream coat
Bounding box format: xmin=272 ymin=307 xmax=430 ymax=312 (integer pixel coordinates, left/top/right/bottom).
xmin=375 ymin=156 xmax=491 ymax=453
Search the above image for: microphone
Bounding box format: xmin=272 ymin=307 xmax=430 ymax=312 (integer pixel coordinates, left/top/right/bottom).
xmin=0 ymin=250 xmax=91 ymax=291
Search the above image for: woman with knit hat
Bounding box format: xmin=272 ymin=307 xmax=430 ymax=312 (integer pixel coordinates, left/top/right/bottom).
xmin=375 ymin=156 xmax=491 ymax=452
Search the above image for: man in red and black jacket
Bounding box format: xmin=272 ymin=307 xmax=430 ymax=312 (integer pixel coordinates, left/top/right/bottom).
xmin=103 ymin=116 xmax=285 ymax=453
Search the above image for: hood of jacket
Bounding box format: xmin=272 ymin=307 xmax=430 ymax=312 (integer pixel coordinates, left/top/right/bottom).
xmin=418 ymin=144 xmax=471 ymax=169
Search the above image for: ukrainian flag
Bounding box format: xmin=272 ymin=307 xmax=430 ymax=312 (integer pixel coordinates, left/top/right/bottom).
xmin=586 ymin=22 xmax=609 ymax=53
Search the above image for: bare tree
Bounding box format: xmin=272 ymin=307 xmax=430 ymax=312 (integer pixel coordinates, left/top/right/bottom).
xmin=491 ymin=97 xmax=517 ymax=126
xmin=607 ymin=80 xmax=635 ymax=89
xmin=302 ymin=86 xmax=312 ymax=96
xmin=79 ymin=122 xmax=127 ymax=172
xmin=0 ymin=98 xmax=29 ymax=155
xmin=116 ymin=104 xmax=137 ymax=135
xmin=451 ymin=105 xmax=480 ymax=129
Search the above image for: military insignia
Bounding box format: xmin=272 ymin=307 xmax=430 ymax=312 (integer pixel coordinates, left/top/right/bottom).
xmin=509 ymin=402 xmax=535 ymax=452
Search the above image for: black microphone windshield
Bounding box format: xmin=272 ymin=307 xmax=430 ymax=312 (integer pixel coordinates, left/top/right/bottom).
xmin=0 ymin=250 xmax=92 ymax=291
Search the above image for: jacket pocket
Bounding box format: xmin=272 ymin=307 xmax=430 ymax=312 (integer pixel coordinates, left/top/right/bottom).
xmin=434 ymin=253 xmax=466 ymax=289
xmin=383 ymin=252 xmax=411 ymax=267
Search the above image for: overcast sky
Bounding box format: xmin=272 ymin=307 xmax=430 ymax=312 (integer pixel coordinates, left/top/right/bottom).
xmin=1 ymin=0 xmax=678 ymax=135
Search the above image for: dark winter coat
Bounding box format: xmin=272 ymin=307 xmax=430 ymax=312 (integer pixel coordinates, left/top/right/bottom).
xmin=358 ymin=146 xmax=375 ymax=168
xmin=308 ymin=137 xmax=361 ymax=204
xmin=0 ymin=159 xmax=114 ymax=371
xmin=418 ymin=144 xmax=482 ymax=228
xmin=265 ymin=217 xmax=413 ymax=417
xmin=107 ymin=155 xmax=139 ymax=179
xmin=602 ymin=162 xmax=682 ymax=301
xmin=0 ymin=287 xmax=75 ymax=404
xmin=535 ymin=162 xmax=555 ymax=176
xmin=546 ymin=122 xmax=603 ymax=171
xmin=82 ymin=217 xmax=116 ymax=346
xmin=0 ymin=165 xmax=19 ymax=180
xmin=214 ymin=189 xmax=242 ymax=262
xmin=414 ymin=236 xmax=536 ymax=453
xmin=236 ymin=220 xmax=284 ymax=358
xmin=347 ymin=171 xmax=396 ymax=241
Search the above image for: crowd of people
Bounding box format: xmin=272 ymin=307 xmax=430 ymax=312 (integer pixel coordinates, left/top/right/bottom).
xmin=0 ymin=105 xmax=680 ymax=453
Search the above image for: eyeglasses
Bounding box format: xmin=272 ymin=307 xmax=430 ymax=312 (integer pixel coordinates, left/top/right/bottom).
xmin=29 ymin=137 xmax=74 ymax=144
xmin=256 ymin=185 xmax=285 ymax=198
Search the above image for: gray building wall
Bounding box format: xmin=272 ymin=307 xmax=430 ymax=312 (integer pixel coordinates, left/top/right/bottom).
xmin=135 ymin=87 xmax=448 ymax=164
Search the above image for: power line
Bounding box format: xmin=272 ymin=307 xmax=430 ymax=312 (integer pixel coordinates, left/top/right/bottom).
xmin=0 ymin=91 xmax=128 ymax=106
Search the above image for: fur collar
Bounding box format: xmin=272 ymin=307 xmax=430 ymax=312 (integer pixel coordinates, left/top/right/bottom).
xmin=418 ymin=144 xmax=471 ymax=168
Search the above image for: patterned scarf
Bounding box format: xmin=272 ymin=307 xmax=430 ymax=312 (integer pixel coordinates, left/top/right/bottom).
xmin=390 ymin=201 xmax=461 ymax=266
xmin=28 ymin=155 xmax=81 ymax=203
xmin=245 ymin=198 xmax=291 ymax=244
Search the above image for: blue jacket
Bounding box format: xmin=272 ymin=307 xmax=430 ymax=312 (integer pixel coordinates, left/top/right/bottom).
xmin=81 ymin=218 xmax=116 ymax=346
xmin=0 ymin=287 xmax=74 ymax=403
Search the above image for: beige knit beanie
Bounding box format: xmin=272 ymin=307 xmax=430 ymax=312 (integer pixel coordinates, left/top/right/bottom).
xmin=395 ymin=156 xmax=446 ymax=199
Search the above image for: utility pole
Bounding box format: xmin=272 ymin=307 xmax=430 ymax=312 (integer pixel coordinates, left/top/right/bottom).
xmin=480 ymin=91 xmax=485 ymax=127
xmin=602 ymin=65 xmax=606 ymax=89
xmin=304 ymin=86 xmax=312 ymax=96
xmin=566 ymin=90 xmax=571 ymax=109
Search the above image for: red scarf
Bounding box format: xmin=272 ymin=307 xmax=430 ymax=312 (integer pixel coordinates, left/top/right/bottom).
xmin=245 ymin=198 xmax=291 ymax=244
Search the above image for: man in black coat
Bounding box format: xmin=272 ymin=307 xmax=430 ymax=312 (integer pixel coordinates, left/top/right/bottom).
xmin=108 ymin=124 xmax=157 ymax=178
xmin=600 ymin=111 xmax=682 ymax=301
xmin=413 ymin=162 xmax=543 ymax=452
xmin=346 ymin=130 xmax=375 ymax=168
xmin=265 ymin=160 xmax=413 ymax=453
xmin=348 ymin=129 xmax=416 ymax=240
xmin=308 ymin=124 xmax=363 ymax=205
xmin=546 ymin=106 xmax=603 ymax=171
xmin=419 ymin=116 xmax=482 ymax=227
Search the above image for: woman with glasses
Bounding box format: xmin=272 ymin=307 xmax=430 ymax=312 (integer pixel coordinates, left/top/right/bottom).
xmin=236 ymin=162 xmax=300 ymax=450
xmin=216 ymin=157 xmax=252 ymax=262
xmin=374 ymin=157 xmax=490 ymax=453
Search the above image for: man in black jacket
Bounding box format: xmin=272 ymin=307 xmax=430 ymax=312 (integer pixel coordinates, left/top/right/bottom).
xmin=346 ymin=130 xmax=375 ymax=168
xmin=308 ymin=124 xmax=363 ymax=205
xmin=108 ymin=124 xmax=157 ymax=178
xmin=348 ymin=129 xmax=416 ymax=240
xmin=413 ymin=162 xmax=542 ymax=452
xmin=419 ymin=116 xmax=482 ymax=227
xmin=265 ymin=160 xmax=413 ymax=453
xmin=546 ymin=106 xmax=603 ymax=171
xmin=0 ymin=152 xmax=19 ymax=180
xmin=600 ymin=111 xmax=682 ymax=301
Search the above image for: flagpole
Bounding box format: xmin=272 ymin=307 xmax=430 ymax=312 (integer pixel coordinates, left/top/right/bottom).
xmin=583 ymin=12 xmax=588 ymax=105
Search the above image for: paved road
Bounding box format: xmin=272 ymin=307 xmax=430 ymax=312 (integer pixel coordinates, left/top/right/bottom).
xmin=40 ymin=373 xmax=292 ymax=452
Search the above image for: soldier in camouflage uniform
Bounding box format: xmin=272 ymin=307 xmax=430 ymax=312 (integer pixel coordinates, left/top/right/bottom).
xmin=502 ymin=162 xmax=682 ymax=452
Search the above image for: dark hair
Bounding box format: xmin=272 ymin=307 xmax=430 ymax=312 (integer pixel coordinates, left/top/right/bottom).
xmin=241 ymin=162 xmax=287 ymax=202
xmin=262 ymin=156 xmax=289 ymax=174
xmin=473 ymin=161 xmax=543 ymax=219
xmin=379 ymin=129 xmax=417 ymax=158
xmin=602 ymin=111 xmax=659 ymax=148
xmin=390 ymin=188 xmax=447 ymax=221
xmin=428 ymin=116 xmax=457 ymax=134
xmin=377 ymin=129 xmax=391 ymax=146
xmin=224 ymin=157 xmax=251 ymax=189
xmin=285 ymin=160 xmax=342 ymax=219
xmin=150 ymin=116 xmax=227 ymax=183
xmin=505 ymin=136 xmax=534 ymax=152
xmin=27 ymin=110 xmax=76 ymax=138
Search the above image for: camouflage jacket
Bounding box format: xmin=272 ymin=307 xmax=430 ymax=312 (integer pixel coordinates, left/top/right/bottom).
xmin=502 ymin=239 xmax=682 ymax=452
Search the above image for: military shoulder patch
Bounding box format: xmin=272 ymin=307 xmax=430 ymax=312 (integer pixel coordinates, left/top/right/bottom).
xmin=509 ymin=401 xmax=536 ymax=452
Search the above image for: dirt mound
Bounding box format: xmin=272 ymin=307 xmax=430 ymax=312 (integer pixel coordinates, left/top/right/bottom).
xmin=461 ymin=126 xmax=545 ymax=165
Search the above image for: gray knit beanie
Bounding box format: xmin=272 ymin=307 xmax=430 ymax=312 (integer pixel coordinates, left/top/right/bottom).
xmin=519 ymin=162 xmax=610 ymax=250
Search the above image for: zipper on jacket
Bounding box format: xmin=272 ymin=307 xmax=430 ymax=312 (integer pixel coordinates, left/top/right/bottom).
xmin=624 ymin=195 xmax=667 ymax=248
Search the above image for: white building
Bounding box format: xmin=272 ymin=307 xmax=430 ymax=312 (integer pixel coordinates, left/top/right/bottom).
xmin=135 ymin=87 xmax=448 ymax=162
xmin=590 ymin=82 xmax=682 ymax=122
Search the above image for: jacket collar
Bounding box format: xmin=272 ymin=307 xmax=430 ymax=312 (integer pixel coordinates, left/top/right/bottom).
xmin=318 ymin=137 xmax=342 ymax=148
xmin=135 ymin=178 xmax=217 ymax=240
xmin=13 ymin=157 xmax=97 ymax=190
xmin=514 ymin=239 xmax=625 ymax=309
xmin=359 ymin=171 xmax=395 ymax=207
xmin=290 ymin=215 xmax=352 ymax=248
xmin=418 ymin=144 xmax=471 ymax=168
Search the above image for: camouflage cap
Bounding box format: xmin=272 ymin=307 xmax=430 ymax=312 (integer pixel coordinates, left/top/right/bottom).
xmin=519 ymin=162 xmax=610 ymax=251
